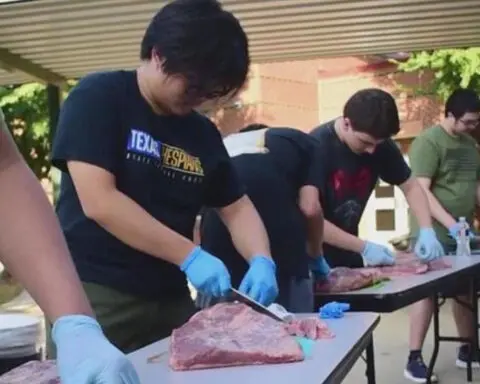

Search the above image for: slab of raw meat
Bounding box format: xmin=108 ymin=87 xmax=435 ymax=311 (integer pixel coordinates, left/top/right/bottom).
xmin=169 ymin=303 xmax=304 ymax=371
xmin=285 ymin=317 xmax=334 ymax=340
xmin=315 ymin=253 xmax=451 ymax=294
xmin=315 ymin=267 xmax=388 ymax=294
xmin=0 ymin=360 xmax=59 ymax=384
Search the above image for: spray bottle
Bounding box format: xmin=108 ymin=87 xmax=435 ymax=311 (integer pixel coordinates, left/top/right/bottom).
xmin=456 ymin=217 xmax=471 ymax=257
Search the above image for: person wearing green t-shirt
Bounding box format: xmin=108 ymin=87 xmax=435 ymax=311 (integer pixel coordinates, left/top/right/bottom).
xmin=405 ymin=89 xmax=480 ymax=383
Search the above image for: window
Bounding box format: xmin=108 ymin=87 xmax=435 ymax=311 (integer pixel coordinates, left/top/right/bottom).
xmin=374 ymin=184 xmax=395 ymax=198
xmin=376 ymin=209 xmax=396 ymax=231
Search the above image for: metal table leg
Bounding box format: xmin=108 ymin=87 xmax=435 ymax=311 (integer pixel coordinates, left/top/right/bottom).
xmin=426 ymin=294 xmax=440 ymax=384
xmin=468 ymin=277 xmax=479 ymax=382
xmin=365 ymin=338 xmax=376 ymax=384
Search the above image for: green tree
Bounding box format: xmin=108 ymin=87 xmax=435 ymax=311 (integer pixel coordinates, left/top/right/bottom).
xmin=395 ymin=48 xmax=480 ymax=102
xmin=0 ymin=81 xmax=75 ymax=180
xmin=0 ymin=83 xmax=51 ymax=179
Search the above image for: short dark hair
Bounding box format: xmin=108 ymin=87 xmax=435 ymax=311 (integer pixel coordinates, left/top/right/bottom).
xmin=141 ymin=0 xmax=249 ymax=100
xmin=445 ymin=88 xmax=480 ymax=118
xmin=239 ymin=123 xmax=269 ymax=133
xmin=343 ymin=88 xmax=400 ymax=139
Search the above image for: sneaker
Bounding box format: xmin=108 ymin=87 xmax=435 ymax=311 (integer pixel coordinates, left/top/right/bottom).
xmin=456 ymin=344 xmax=480 ymax=369
xmin=404 ymin=355 xmax=438 ymax=383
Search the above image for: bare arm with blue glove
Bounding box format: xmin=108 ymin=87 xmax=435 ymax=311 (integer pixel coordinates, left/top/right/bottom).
xmin=0 ymin=109 xmax=139 ymax=384
xmin=218 ymin=195 xmax=278 ymax=306
xmin=400 ymin=176 xmax=444 ymax=262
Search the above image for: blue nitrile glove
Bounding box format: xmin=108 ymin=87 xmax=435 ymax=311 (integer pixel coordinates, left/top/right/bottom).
xmin=239 ymin=255 xmax=278 ymax=306
xmin=309 ymin=256 xmax=331 ymax=280
xmin=318 ymin=301 xmax=351 ymax=319
xmin=53 ymin=315 xmax=140 ymax=384
xmin=448 ymin=221 xmax=475 ymax=240
xmin=361 ymin=241 xmax=395 ymax=266
xmin=414 ymin=227 xmax=444 ymax=262
xmin=180 ymin=246 xmax=231 ymax=297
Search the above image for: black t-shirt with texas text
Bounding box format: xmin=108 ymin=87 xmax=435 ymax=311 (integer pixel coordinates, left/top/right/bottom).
xmin=309 ymin=120 xmax=411 ymax=268
xmin=51 ymin=70 xmax=245 ymax=300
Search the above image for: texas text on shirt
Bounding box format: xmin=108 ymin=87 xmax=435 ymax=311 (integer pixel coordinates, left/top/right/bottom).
xmin=51 ymin=70 xmax=244 ymax=301
xmin=309 ymin=120 xmax=411 ymax=268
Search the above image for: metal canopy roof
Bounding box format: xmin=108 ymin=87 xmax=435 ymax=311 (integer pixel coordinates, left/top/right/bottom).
xmin=1 ymin=0 xmax=480 ymax=86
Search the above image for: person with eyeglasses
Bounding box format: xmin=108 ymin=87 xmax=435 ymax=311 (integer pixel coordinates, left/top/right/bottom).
xmin=47 ymin=0 xmax=277 ymax=361
xmin=404 ymin=88 xmax=480 ymax=383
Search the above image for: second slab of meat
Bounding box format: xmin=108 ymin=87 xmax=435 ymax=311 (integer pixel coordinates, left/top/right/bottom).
xmin=316 ymin=252 xmax=451 ymax=294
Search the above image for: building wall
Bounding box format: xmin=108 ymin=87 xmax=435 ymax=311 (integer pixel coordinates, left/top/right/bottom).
xmin=213 ymin=57 xmax=443 ymax=139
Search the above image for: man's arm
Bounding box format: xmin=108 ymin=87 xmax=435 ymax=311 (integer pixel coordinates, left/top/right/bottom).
xmin=68 ymin=162 xmax=196 ymax=265
xmin=410 ymin=176 xmax=456 ymax=229
xmin=217 ymin=194 xmax=271 ymax=261
xmin=476 ymin=182 xmax=480 ymax=207
xmin=0 ymin=110 xmax=92 ymax=323
xmin=407 ymin=135 xmax=456 ymax=229
xmin=298 ymin=185 xmax=324 ymax=256
xmin=399 ymin=176 xmax=440 ymax=227
xmin=323 ymin=220 xmax=365 ymax=253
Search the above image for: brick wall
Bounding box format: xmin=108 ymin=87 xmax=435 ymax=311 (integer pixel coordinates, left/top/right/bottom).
xmin=212 ymin=56 xmax=443 ymax=141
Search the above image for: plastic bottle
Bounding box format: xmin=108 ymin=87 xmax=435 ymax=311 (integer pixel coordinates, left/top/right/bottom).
xmin=456 ymin=217 xmax=471 ymax=257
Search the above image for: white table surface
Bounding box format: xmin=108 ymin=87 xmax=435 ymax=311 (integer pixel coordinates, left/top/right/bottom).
xmin=321 ymin=255 xmax=480 ymax=297
xmin=128 ymin=312 xmax=380 ymax=384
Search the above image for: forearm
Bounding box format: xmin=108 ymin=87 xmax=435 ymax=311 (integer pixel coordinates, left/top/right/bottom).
xmin=221 ymin=196 xmax=271 ymax=261
xmin=324 ymin=220 xmax=365 ymax=254
xmin=306 ymin=212 xmax=324 ymax=257
xmin=90 ymin=190 xmax=196 ymax=266
xmin=0 ymin=162 xmax=93 ymax=323
xmin=418 ymin=187 xmax=456 ymax=229
xmin=403 ymin=183 xmax=434 ymax=228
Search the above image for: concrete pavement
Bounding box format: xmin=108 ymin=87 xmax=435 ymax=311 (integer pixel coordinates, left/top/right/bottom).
xmin=343 ymin=301 xmax=480 ymax=383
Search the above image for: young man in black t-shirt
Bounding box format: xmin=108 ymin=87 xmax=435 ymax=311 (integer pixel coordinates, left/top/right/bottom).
xmin=199 ymin=124 xmax=328 ymax=313
xmin=309 ymin=88 xmax=444 ymax=271
xmin=48 ymin=0 xmax=278 ymax=356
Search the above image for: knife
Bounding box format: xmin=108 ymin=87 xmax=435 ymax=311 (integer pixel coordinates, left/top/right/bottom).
xmin=229 ymin=288 xmax=286 ymax=322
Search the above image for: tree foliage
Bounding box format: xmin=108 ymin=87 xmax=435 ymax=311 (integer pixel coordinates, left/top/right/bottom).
xmin=0 ymin=82 xmax=74 ymax=180
xmin=396 ymin=48 xmax=480 ymax=102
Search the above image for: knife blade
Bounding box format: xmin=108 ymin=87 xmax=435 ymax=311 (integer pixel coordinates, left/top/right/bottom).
xmin=229 ymin=288 xmax=286 ymax=322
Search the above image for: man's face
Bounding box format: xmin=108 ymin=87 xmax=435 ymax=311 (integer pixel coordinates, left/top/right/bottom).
xmin=452 ymin=112 xmax=480 ymax=134
xmin=343 ymin=118 xmax=385 ymax=154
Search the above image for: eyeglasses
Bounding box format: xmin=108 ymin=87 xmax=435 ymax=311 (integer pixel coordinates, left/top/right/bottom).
xmin=458 ymin=118 xmax=479 ymax=128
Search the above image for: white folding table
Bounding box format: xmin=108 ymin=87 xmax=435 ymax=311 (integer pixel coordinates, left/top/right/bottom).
xmin=128 ymin=312 xmax=380 ymax=384
xmin=315 ymin=255 xmax=480 ymax=384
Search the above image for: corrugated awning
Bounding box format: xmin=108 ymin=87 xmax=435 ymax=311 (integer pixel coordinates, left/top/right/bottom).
xmin=1 ymin=0 xmax=480 ymax=86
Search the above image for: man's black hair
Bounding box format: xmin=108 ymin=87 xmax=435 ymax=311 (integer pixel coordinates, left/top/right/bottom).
xmin=343 ymin=88 xmax=400 ymax=140
xmin=239 ymin=123 xmax=269 ymax=133
xmin=141 ymin=0 xmax=249 ymax=100
xmin=445 ymin=88 xmax=480 ymax=118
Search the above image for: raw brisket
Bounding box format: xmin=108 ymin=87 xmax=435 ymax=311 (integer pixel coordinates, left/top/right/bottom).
xmin=285 ymin=317 xmax=334 ymax=340
xmin=169 ymin=303 xmax=304 ymax=371
xmin=316 ymin=253 xmax=451 ymax=294
xmin=315 ymin=267 xmax=388 ymax=293
xmin=0 ymin=360 xmax=59 ymax=384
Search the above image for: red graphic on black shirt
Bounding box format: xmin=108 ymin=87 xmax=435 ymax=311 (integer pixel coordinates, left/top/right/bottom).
xmin=331 ymin=168 xmax=372 ymax=200
xmin=330 ymin=167 xmax=373 ymax=232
